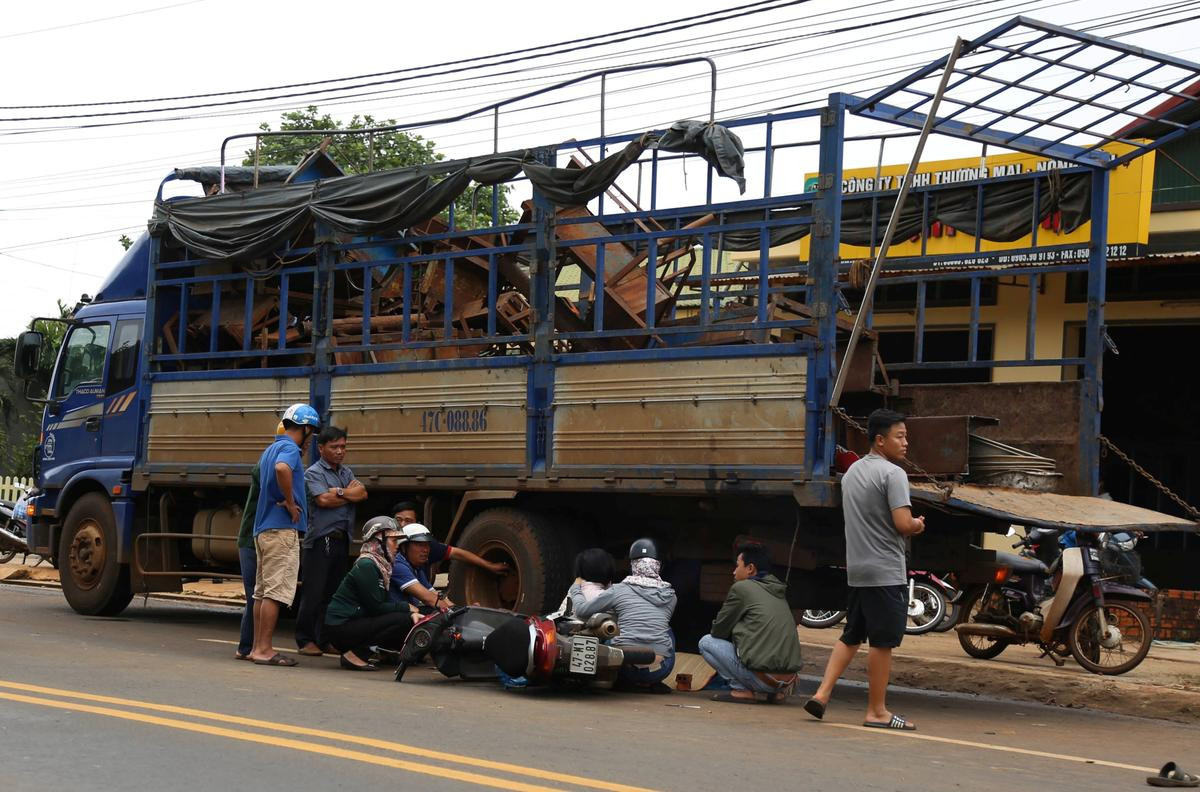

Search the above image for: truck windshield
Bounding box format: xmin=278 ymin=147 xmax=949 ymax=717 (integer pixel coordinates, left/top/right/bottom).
xmin=55 ymin=324 xmax=110 ymax=398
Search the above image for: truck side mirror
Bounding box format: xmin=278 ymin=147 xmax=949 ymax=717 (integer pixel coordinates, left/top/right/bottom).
xmin=13 ymin=330 xmax=43 ymax=379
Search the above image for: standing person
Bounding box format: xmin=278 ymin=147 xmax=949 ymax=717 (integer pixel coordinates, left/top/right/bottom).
xmin=295 ymin=426 xmax=368 ymax=656
xmin=323 ymin=516 xmax=418 ymax=671
xmin=248 ymin=403 xmax=320 ymax=667
xmin=804 ymin=409 xmax=925 ymax=730
xmin=234 ymin=422 xmax=285 ymax=661
xmin=569 ymin=539 xmax=677 ymax=692
xmin=387 ymin=521 xmax=510 ymax=611
xmin=700 ymin=541 xmax=803 ymax=704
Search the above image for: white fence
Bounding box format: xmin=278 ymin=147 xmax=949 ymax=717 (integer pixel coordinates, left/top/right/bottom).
xmin=0 ymin=476 xmax=32 ymax=503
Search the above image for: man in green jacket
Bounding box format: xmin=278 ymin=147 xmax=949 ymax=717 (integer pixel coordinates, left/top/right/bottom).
xmin=700 ymin=541 xmax=803 ymax=704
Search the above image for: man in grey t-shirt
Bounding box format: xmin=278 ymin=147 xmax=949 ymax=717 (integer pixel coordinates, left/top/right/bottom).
xmin=804 ymin=409 xmax=926 ymax=731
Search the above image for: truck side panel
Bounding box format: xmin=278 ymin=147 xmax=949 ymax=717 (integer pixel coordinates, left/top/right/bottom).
xmin=328 ymin=366 xmax=528 ymax=468
xmin=146 ymin=377 xmax=308 ymax=464
xmin=551 ymin=353 xmax=806 ymax=474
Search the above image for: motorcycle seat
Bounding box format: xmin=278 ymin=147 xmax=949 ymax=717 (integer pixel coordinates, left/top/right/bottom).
xmin=994 ymin=551 xmax=1049 ymax=576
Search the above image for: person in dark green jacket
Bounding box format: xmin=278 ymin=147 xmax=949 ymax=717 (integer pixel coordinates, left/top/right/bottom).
xmin=700 ymin=541 xmax=803 ymax=704
xmin=323 ymin=516 xmax=417 ymax=672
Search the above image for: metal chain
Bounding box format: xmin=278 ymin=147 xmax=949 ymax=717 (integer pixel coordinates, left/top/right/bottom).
xmin=832 ymin=406 xmax=955 ymax=500
xmin=1098 ymin=434 xmax=1200 ymax=521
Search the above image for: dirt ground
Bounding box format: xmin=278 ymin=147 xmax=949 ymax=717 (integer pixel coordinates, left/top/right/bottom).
xmin=4 ymin=558 xmax=1197 ymax=724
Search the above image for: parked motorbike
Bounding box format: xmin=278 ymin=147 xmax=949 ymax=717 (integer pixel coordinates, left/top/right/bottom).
xmin=0 ymin=500 xmax=30 ymax=564
xmin=905 ymin=570 xmax=949 ymax=635
xmin=955 ymin=528 xmax=1154 ymax=675
xmin=799 ymin=609 xmax=847 ymax=629
xmin=393 ymin=605 xmax=657 ymax=688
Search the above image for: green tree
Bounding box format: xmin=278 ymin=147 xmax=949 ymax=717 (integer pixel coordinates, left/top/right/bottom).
xmin=0 ymin=300 xmax=71 ymax=477
xmin=118 ymin=234 xmax=133 ymax=251
xmin=243 ymin=106 xmax=518 ymax=228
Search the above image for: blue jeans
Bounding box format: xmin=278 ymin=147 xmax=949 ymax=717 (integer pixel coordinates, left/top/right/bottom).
xmin=698 ymin=634 xmax=775 ymax=694
xmin=616 ymin=645 xmax=676 ymax=685
xmin=237 ymin=546 xmax=256 ymax=657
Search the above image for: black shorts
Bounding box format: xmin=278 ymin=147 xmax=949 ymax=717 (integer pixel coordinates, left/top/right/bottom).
xmin=839 ymin=585 xmax=907 ymax=649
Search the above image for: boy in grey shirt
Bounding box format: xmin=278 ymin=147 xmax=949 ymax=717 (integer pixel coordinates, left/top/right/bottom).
xmin=804 ymin=409 xmax=926 ymax=731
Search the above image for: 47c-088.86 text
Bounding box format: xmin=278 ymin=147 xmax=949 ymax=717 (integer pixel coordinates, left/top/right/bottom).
xmin=420 ymin=408 xmax=488 ymax=433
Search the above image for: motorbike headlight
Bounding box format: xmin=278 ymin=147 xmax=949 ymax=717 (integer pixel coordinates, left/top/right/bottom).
xmin=1108 ymin=532 xmax=1136 ymax=551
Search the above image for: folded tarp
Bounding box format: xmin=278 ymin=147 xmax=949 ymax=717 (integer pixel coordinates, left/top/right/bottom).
xmin=150 ymin=124 xmax=744 ymax=262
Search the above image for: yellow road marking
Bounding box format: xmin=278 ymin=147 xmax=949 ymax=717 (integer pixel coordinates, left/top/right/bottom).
xmin=825 ymin=723 xmax=1157 ymax=773
xmin=0 ymin=680 xmax=653 ymax=792
xmin=0 ymin=690 xmax=561 ymax=792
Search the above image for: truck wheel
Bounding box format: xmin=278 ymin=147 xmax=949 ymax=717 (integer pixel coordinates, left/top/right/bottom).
xmin=448 ymin=507 xmax=572 ymax=615
xmin=58 ymin=493 xmax=132 ymax=616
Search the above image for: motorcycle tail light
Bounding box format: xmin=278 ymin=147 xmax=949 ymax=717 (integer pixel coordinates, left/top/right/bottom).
xmin=993 ymin=568 xmax=1011 ymax=584
xmin=531 ymin=618 xmax=557 ymax=679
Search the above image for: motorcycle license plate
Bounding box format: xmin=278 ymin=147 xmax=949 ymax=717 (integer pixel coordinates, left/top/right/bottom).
xmin=569 ymin=636 xmax=600 ymax=675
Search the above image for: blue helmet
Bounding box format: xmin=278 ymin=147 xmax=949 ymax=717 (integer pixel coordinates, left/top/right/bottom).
xmin=282 ymin=403 xmax=320 ymax=428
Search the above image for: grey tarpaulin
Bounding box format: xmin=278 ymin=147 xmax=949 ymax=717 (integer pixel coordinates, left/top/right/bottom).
xmin=716 ymin=171 xmax=1091 ymax=252
xmin=149 ymin=130 xmax=711 ymax=261
xmin=656 ymin=120 xmax=746 ymax=194
xmin=174 ymin=166 xmax=294 ymax=192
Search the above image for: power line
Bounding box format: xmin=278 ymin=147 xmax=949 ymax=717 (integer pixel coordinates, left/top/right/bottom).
xmin=0 ymin=0 xmax=205 ymax=41
xmin=0 ymin=0 xmax=812 ymax=119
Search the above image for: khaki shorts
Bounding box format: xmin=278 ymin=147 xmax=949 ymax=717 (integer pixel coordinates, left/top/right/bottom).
xmin=254 ymin=528 xmax=300 ymax=605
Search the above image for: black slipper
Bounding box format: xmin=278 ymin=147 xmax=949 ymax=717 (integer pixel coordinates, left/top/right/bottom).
xmin=803 ymin=698 xmax=826 ymax=720
xmin=253 ymin=653 xmax=298 ymax=667
xmin=1148 ymin=762 xmax=1200 ymax=788
xmin=863 ymin=715 xmax=915 ymax=731
xmin=711 ymin=692 xmax=763 ymax=704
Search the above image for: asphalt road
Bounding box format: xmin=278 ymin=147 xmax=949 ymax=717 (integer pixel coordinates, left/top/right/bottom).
xmin=1 ymin=584 xmax=1196 ymax=792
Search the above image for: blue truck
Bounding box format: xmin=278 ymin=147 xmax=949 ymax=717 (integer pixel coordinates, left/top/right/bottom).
xmin=11 ymin=19 xmax=1198 ymax=629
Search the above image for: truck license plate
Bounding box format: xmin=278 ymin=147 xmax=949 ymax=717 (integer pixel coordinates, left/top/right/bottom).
xmin=569 ymin=636 xmax=599 ymax=675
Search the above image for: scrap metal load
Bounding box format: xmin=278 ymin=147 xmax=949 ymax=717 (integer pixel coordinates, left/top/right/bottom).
xmin=147 ymin=121 xmax=846 ymax=367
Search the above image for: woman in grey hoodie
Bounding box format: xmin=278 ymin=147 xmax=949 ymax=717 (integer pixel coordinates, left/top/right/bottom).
xmin=568 ymin=538 xmax=677 ymax=689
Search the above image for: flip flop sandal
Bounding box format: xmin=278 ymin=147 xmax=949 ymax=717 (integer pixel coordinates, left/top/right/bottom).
xmin=253 ymin=653 xmax=299 ymax=667
xmin=1148 ymin=762 xmax=1200 ymax=788
xmin=711 ymin=692 xmax=764 ymax=704
xmin=803 ymin=698 xmax=826 ymax=720
xmin=863 ymin=715 xmax=916 ymax=731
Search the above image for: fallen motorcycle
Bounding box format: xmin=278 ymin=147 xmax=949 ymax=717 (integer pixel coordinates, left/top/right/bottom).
xmin=955 ymin=528 xmax=1153 ymax=675
xmin=394 ymin=605 xmax=657 ymax=689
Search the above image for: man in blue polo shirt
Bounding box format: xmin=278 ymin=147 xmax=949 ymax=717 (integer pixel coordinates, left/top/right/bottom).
xmin=387 ymin=506 xmax=509 ymax=611
xmin=249 ymin=403 xmax=320 ymax=667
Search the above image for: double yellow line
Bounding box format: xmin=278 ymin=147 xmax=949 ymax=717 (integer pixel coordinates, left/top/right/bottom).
xmin=0 ymin=680 xmax=654 ymax=792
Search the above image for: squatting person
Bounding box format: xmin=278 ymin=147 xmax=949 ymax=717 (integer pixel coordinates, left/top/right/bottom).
xmin=700 ymin=540 xmax=804 ymax=704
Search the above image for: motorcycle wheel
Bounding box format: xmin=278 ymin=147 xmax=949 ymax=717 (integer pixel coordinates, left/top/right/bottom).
xmin=1067 ymin=600 xmax=1152 ymax=675
xmin=956 ymin=589 xmax=1010 ymax=659
xmin=799 ymin=609 xmax=847 ymax=629
xmin=905 ymin=582 xmax=947 ymax=635
xmin=0 ymin=550 xmax=15 ymax=564
xmin=932 ymin=601 xmax=961 ymax=633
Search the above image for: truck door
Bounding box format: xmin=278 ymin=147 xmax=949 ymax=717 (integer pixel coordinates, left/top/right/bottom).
xmin=100 ymin=317 xmax=143 ymax=461
xmin=42 ymin=321 xmax=112 ymax=485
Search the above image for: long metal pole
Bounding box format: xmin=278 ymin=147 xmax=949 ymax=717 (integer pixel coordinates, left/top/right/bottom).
xmin=830 ymin=37 xmax=966 ymax=407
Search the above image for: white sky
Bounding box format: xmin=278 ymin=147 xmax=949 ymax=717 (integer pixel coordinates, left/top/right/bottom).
xmin=0 ymin=0 xmax=1194 ymax=337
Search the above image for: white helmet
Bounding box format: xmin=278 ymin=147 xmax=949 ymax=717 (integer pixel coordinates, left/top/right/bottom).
xmin=401 ymin=523 xmax=434 ymax=543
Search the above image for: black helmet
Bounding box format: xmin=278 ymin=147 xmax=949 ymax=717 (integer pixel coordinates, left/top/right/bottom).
xmin=629 ymin=538 xmax=658 ymax=560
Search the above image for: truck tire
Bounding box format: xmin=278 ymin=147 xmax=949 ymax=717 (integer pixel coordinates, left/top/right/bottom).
xmin=447 ymin=507 xmax=572 ymax=615
xmin=58 ymin=493 xmax=132 ymax=616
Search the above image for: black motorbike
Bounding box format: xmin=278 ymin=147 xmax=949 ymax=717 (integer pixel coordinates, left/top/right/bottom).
xmin=394 ymin=605 xmax=657 ymax=688
xmin=955 ymin=528 xmax=1154 ymax=675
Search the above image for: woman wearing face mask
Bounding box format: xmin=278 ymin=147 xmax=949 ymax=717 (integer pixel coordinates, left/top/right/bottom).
xmin=568 ymin=538 xmax=677 ymax=692
xmin=323 ymin=516 xmax=418 ymax=671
